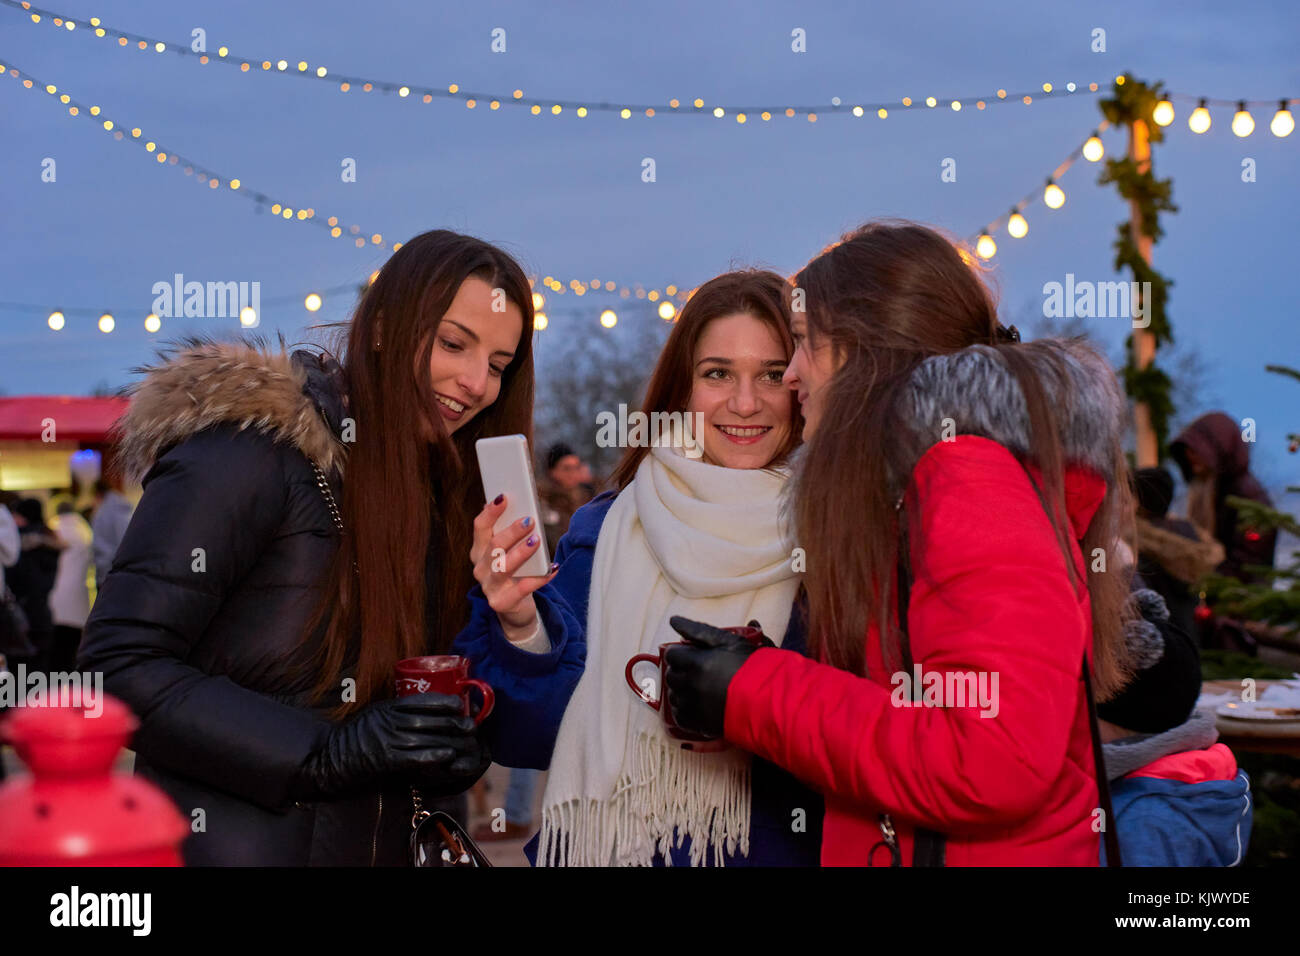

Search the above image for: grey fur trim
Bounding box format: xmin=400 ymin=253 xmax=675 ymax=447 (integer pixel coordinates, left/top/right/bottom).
xmin=893 ymin=338 xmax=1125 ymax=482
xmin=1102 ymin=709 xmax=1220 ymax=780
xmin=114 ymin=334 xmax=345 ymax=485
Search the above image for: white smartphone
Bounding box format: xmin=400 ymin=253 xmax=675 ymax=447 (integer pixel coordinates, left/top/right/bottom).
xmin=475 ymin=434 xmax=552 ymax=577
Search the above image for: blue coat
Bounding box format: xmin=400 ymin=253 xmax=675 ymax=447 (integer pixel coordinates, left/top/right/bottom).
xmin=453 ymin=491 xmax=823 ymax=866
xmin=1102 ymin=769 xmax=1253 ymax=867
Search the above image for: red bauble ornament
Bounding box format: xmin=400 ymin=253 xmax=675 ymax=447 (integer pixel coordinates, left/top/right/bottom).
xmin=1194 ymin=603 xmax=1215 ymax=622
xmin=0 ymin=695 xmax=188 ymax=866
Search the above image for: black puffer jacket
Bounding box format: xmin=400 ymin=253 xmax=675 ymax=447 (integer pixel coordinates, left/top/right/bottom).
xmin=79 ymin=337 xmax=456 ymax=866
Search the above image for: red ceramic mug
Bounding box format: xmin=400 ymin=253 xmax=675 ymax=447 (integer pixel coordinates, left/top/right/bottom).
xmin=395 ymin=655 xmax=495 ymax=725
xmin=624 ymin=626 xmax=764 ymax=752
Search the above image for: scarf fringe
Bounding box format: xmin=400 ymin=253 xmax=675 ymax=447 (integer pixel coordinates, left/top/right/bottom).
xmin=537 ymin=730 xmax=752 ymax=867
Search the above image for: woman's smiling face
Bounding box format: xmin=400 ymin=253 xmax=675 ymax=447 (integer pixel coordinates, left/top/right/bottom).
xmin=685 ymin=312 xmax=792 ymax=469
xmin=426 ymin=276 xmax=522 ymax=434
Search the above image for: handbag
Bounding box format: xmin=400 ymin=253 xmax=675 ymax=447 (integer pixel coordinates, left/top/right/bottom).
xmin=311 ymin=462 xmax=494 ymax=869
xmin=410 ymin=804 xmax=494 ymax=868
xmin=869 ymin=509 xmax=1123 ymax=868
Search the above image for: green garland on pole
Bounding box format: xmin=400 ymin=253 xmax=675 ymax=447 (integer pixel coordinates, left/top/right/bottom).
xmin=1098 ymin=74 xmax=1179 ymax=455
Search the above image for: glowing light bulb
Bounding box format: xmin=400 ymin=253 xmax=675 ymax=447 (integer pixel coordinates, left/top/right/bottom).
xmin=145 ymin=314 xmax=161 ymax=333
xmin=1082 ymin=135 xmax=1104 ymax=162
xmin=1007 ymin=212 xmax=1028 ymax=239
xmin=1152 ymin=99 xmax=1174 ymax=126
xmin=1232 ymin=102 xmax=1254 ymax=137
xmin=48 ymin=311 xmax=65 ymax=331
xmin=532 ymin=292 xmax=545 ymax=310
xmin=98 ymin=313 xmax=115 ymax=333
xmin=658 ymin=302 xmax=677 ymax=320
xmin=1044 ymin=182 xmax=1066 ymax=209
xmin=305 ymin=293 xmax=323 ymax=312
xmin=240 ymin=306 xmax=257 ymax=327
xmin=1270 ymin=102 xmax=1294 ymax=137
xmin=600 ymin=310 xmax=618 ymax=328
xmin=534 ymin=312 xmax=548 ymax=330
xmin=975 ymin=235 xmax=997 ymax=260
xmin=1188 ymin=100 xmax=1211 ymax=134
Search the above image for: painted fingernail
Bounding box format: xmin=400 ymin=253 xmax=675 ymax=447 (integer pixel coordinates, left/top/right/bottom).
xmin=521 ymin=516 xmax=532 ymax=529
xmin=550 ymin=562 xmax=559 ymax=573
xmin=493 ymin=494 xmax=504 ymax=505
xmin=526 ymin=535 xmax=537 ymax=548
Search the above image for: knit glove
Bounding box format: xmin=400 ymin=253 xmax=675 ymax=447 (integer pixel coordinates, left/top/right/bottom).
xmin=663 ymin=616 xmax=775 ymax=738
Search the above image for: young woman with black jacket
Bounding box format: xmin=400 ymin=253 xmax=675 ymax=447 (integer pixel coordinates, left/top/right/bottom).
xmin=79 ymin=230 xmax=541 ymax=865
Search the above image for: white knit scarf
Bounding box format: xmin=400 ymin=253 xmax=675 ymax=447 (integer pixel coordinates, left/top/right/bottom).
xmin=536 ymin=443 xmax=800 ymax=866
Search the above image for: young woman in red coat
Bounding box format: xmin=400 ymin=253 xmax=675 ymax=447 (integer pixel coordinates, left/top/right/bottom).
xmin=663 ymin=220 xmax=1136 ymax=865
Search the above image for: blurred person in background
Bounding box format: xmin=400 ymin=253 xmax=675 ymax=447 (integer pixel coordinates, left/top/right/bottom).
xmin=1170 ymin=412 xmax=1278 ymax=652
xmin=91 ymin=475 xmax=135 ymax=592
xmin=48 ymin=499 xmax=94 ymax=672
xmin=1133 ymin=466 xmax=1225 ymax=645
xmin=7 ymin=497 xmax=62 ymax=673
xmin=0 ymin=492 xmax=30 ymax=686
xmin=0 ymin=491 xmax=19 ymax=613
xmin=538 ymin=442 xmax=598 ymax=545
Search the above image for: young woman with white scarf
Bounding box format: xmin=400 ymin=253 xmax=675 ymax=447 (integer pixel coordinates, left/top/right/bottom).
xmin=452 ymin=269 xmax=823 ymax=866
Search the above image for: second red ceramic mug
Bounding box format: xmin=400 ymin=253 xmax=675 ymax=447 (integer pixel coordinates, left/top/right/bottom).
xmin=624 ymin=625 xmax=764 ymax=751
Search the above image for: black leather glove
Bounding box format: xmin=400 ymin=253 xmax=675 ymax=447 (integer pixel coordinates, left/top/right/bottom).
xmin=663 ymin=616 xmax=775 ymax=738
xmin=294 ymin=692 xmax=490 ymax=801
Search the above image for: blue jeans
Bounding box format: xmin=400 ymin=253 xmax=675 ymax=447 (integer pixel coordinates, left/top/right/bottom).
xmin=505 ymin=767 xmax=541 ymax=825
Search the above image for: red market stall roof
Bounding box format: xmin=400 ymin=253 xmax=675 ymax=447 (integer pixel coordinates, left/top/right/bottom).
xmin=0 ymin=396 xmax=129 ymax=443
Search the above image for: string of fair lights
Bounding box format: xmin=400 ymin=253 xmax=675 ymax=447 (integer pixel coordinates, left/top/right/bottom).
xmin=7 ymin=0 xmax=1292 ymax=133
xmin=1 ymin=8 xmax=1294 ymax=336
xmin=3 ymin=38 xmax=1104 ymax=337
xmin=5 ymin=0 xmax=1112 ymax=122
xmin=0 ymin=52 xmax=694 ymax=333
xmin=4 ymin=84 xmax=1290 ymax=336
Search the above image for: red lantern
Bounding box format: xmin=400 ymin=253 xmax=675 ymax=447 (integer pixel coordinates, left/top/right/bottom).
xmin=1194 ymin=603 xmax=1215 ymax=622
xmin=0 ymin=695 xmax=188 ymax=866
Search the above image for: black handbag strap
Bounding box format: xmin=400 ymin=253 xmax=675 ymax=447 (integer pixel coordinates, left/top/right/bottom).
xmin=1083 ymin=649 xmax=1123 ymax=867
xmin=894 ymin=554 xmax=946 ymax=867
xmin=895 ymin=550 xmax=1121 ymax=867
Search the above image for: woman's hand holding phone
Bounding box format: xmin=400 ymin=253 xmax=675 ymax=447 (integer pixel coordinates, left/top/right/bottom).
xmin=470 ymin=494 xmax=559 ymax=642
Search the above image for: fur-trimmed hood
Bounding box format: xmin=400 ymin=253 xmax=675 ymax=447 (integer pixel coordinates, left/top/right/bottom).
xmin=1137 ymin=515 xmax=1225 ymax=584
xmin=891 ymin=338 xmax=1125 ymax=523
xmin=114 ymin=335 xmax=348 ymax=485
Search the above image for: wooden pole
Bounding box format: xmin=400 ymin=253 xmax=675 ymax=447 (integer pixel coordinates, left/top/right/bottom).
xmin=1128 ymin=118 xmax=1159 ymax=467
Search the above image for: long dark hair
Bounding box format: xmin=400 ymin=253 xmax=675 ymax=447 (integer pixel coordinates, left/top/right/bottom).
xmin=608 ymin=269 xmax=802 ymax=490
xmin=305 ymin=230 xmax=535 ymax=717
xmin=793 ymin=220 xmax=1132 ymax=698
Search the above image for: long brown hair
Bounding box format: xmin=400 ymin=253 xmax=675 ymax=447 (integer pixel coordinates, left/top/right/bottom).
xmin=305 ymin=230 xmax=535 ymax=716
xmin=609 ymin=269 xmax=802 ymax=490
xmin=793 ymin=220 xmax=1133 ymax=698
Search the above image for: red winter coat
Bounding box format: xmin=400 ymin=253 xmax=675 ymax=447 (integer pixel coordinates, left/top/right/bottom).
xmin=726 ymin=433 xmax=1109 ymax=866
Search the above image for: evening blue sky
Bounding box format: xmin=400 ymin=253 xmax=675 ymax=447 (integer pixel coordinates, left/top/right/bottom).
xmin=1 ymin=0 xmax=1297 ymax=487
